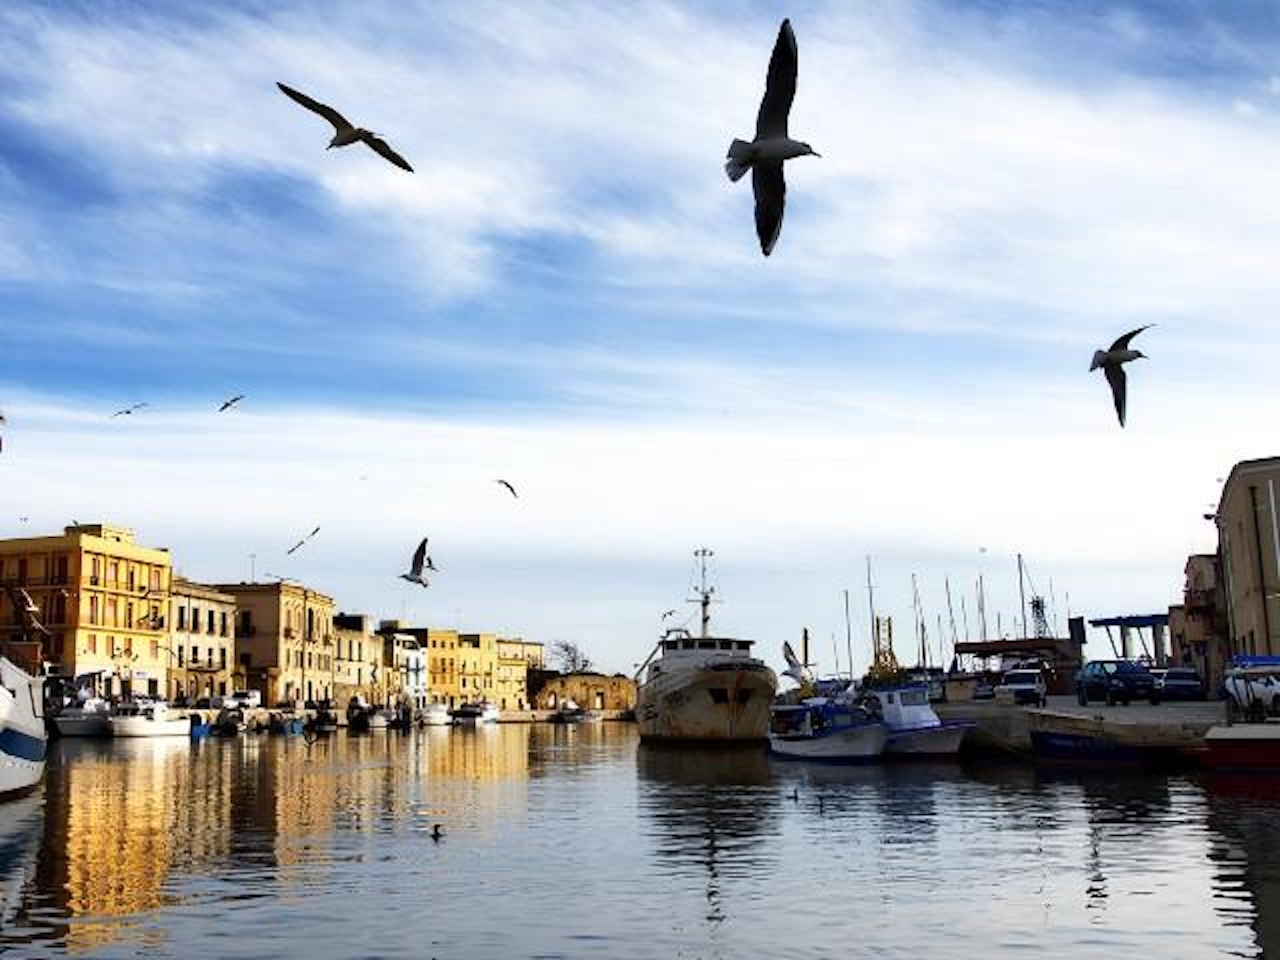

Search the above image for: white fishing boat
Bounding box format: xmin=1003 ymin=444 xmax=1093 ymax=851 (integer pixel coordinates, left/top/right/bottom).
xmin=635 ymin=549 xmax=777 ymax=743
xmin=421 ymin=701 xmax=452 ymax=726
xmin=109 ymin=700 xmax=191 ymax=738
xmin=53 ymin=697 xmax=113 ymax=738
xmin=0 ymin=654 xmax=47 ymax=799
xmin=863 ymin=683 xmax=973 ymax=756
xmin=450 ymin=701 xmax=499 ymax=724
xmin=769 ymin=698 xmax=888 ymax=761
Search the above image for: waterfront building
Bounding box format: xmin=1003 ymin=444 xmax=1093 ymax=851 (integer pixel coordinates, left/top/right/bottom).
xmin=167 ymin=578 xmax=236 ymax=703
xmin=217 ymin=580 xmax=335 ymax=707
xmin=496 ymin=636 xmax=544 ymax=710
xmin=1214 ymin=457 xmax=1280 ymax=660
xmin=457 ymin=631 xmax=498 ymax=705
xmin=0 ymin=523 xmax=172 ymax=698
xmin=333 ymin=613 xmax=384 ymax=706
xmin=425 ymin=626 xmax=460 ymax=706
xmin=530 ymin=670 xmax=637 ymax=711
xmin=1168 ymin=553 xmax=1230 ymax=690
xmin=384 ymin=633 xmax=427 ymax=709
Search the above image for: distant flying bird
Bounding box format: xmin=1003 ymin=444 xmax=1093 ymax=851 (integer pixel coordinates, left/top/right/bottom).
xmin=6 ymin=587 xmax=51 ymax=637
xmin=1090 ymin=325 xmax=1153 ymax=427
xmin=495 ymin=479 xmax=518 ymax=499
xmin=277 ymin=82 xmax=414 ymax=173
xmin=725 ymin=19 xmax=820 ymax=256
xmin=661 ymin=609 xmax=678 ymax=620
xmin=400 ymin=537 xmax=432 ymax=587
xmin=286 ymin=525 xmax=321 ymax=555
xmin=111 ymin=403 xmax=148 ymax=418
xmin=0 ymin=410 xmax=5 ymax=453
xmin=218 ymin=395 xmax=245 ymax=412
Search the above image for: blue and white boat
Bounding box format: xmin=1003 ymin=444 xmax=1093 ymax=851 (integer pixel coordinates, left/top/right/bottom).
xmin=769 ymin=698 xmax=888 ymax=762
xmin=0 ymin=654 xmax=46 ymax=799
xmin=863 ymin=683 xmax=973 ymax=756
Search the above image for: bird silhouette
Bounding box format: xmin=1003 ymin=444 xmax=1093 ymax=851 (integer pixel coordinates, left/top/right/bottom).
xmin=1090 ymin=325 xmax=1153 ymax=427
xmin=110 ymin=403 xmax=148 ymax=418
xmin=286 ymin=525 xmax=321 ymax=555
xmin=218 ymin=395 xmax=245 ymax=412
xmin=725 ymin=19 xmax=819 ymax=256
xmin=431 ymin=824 xmax=444 ymax=842
xmin=661 ymin=609 xmax=678 ymax=621
xmin=495 ymin=479 xmax=518 ymax=499
xmin=277 ymin=82 xmax=413 ymax=172
xmin=400 ymin=537 xmax=432 ymax=587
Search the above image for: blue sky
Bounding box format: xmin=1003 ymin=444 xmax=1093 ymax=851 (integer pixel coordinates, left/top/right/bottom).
xmin=3 ymin=0 xmax=1280 ymax=674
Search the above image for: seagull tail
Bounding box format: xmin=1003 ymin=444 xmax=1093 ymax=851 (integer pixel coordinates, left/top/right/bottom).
xmin=725 ymin=139 xmax=752 ymax=182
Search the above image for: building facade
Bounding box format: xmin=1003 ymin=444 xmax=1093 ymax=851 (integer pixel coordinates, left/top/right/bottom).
xmin=218 ymin=580 xmax=335 ymax=707
xmin=529 ymin=671 xmax=637 ymax=711
xmin=0 ymin=523 xmax=172 ymax=698
xmin=333 ymin=613 xmax=384 ymax=707
xmin=1215 ymin=457 xmax=1280 ymax=660
xmin=1169 ymin=553 xmax=1230 ymax=690
xmin=384 ymin=634 xmax=427 ymax=708
xmin=495 ymin=637 xmax=544 ymax=710
xmin=168 ymin=578 xmax=236 ymax=702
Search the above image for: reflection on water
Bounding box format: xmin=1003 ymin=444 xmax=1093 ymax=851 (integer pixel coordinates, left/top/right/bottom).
xmin=0 ymin=729 xmax=1277 ymax=957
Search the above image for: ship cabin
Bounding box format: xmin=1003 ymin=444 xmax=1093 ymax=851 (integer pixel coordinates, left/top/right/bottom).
xmin=659 ymin=635 xmax=756 ymax=657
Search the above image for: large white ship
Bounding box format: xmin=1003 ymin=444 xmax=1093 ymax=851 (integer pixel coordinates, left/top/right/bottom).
xmin=635 ymin=549 xmax=777 ymax=743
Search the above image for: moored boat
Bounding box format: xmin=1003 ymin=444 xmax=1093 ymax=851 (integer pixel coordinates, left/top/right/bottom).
xmin=864 ymin=683 xmax=972 ymax=756
xmin=0 ymin=654 xmax=47 ymax=799
xmin=109 ymin=700 xmax=190 ymax=738
xmin=1203 ymin=723 xmax=1280 ymax=772
xmin=52 ymin=697 xmax=113 ymax=738
xmin=450 ymin=701 xmax=499 ymax=724
xmin=635 ymin=549 xmax=777 ymax=743
xmin=420 ymin=701 xmax=452 ymax=726
xmin=769 ymin=698 xmax=887 ymax=761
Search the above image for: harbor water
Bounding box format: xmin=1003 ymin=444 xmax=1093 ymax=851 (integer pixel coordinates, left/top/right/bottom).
xmin=0 ymin=724 xmax=1278 ymax=958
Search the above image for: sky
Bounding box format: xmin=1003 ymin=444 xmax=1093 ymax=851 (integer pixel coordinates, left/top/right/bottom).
xmin=2 ymin=0 xmax=1279 ymax=676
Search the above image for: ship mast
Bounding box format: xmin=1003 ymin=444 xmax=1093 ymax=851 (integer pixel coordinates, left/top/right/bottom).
xmin=690 ymin=547 xmax=716 ymax=639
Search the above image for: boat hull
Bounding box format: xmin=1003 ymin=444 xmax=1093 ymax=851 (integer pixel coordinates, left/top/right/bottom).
xmin=637 ymin=664 xmax=777 ymax=742
xmin=769 ymin=723 xmax=887 ymax=761
xmin=110 ymin=717 xmax=190 ymax=738
xmin=53 ymin=713 xmax=112 ymax=738
xmin=0 ymin=658 xmax=46 ymax=799
xmin=1202 ymin=725 xmax=1280 ymax=772
xmin=884 ymin=722 xmax=971 ymax=756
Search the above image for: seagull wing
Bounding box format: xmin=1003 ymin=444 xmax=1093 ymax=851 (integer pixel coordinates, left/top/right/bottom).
xmin=277 ymin=82 xmax=353 ymax=133
xmin=308 ymin=526 xmax=321 ymax=539
xmin=410 ymin=537 xmax=427 ymax=577
xmin=783 ymin=640 xmax=801 ymax=670
xmin=219 ymin=395 xmax=244 ymax=412
xmin=753 ymin=161 xmax=786 ymax=256
xmin=287 ymin=538 xmax=306 ymax=555
xmin=361 ymin=133 xmax=414 ymax=172
xmin=755 ymin=19 xmax=798 ymax=139
xmin=497 ymin=479 xmax=518 ymax=498
xmin=1108 ymin=324 xmax=1153 ymax=353
xmin=1104 ymin=363 xmax=1128 ymax=427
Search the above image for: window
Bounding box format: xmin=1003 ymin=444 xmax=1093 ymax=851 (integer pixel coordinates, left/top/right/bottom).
xmin=17 ymin=558 xmax=27 ymax=585
xmin=207 ymin=610 xmax=214 ymax=634
xmin=220 ymin=648 xmax=227 ymax=670
xmin=109 ymin=561 xmax=118 ymax=584
xmin=192 ymin=607 xmax=201 ymax=633
xmin=220 ymin=612 xmax=227 ymax=637
xmin=106 ymin=599 xmax=117 ymax=627
xmin=709 ymin=688 xmax=729 ymax=704
xmin=91 ymin=557 xmax=101 ymax=583
xmin=55 ymin=556 xmax=68 ymax=585
xmin=177 ymin=647 xmax=184 ymax=667
xmin=125 ymin=603 xmax=133 ymax=629
xmin=178 ymin=607 xmax=186 ymax=630
xmin=150 ymin=568 xmax=160 ymax=591
xmin=127 ymin=569 xmax=135 ymax=592
xmin=87 ymin=633 xmax=97 ymax=654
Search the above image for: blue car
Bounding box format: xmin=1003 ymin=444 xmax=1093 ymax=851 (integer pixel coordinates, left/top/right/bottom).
xmin=1076 ymin=660 xmax=1160 ymax=706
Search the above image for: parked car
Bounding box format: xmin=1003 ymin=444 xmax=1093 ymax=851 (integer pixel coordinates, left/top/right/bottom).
xmin=1154 ymin=667 xmax=1207 ymax=701
xmin=996 ymin=669 xmax=1048 ymax=706
xmin=1076 ymin=660 xmax=1160 ymax=706
xmin=226 ymin=690 xmax=261 ymax=710
xmin=972 ymin=678 xmax=996 ymax=701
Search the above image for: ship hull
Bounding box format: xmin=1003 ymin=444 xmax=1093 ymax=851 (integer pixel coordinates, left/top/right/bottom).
xmin=637 ymin=664 xmax=777 ymax=742
xmin=0 ymin=658 xmax=46 ymax=799
xmin=769 ymin=723 xmax=887 ymax=761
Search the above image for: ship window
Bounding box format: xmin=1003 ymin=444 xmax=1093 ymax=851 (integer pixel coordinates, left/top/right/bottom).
xmin=698 ymin=641 xmax=716 ymax=649
xmin=736 ymin=642 xmax=751 ymax=651
xmin=709 ymin=688 xmax=729 ymax=704
xmin=887 ymin=694 xmax=895 ymax=704
xmin=681 ymin=640 xmax=696 ymax=650
xmin=719 ymin=641 xmax=734 ymax=650
xmin=736 ymin=689 xmax=752 ymax=705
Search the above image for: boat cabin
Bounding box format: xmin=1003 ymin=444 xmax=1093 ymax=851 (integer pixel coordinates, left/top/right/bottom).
xmin=658 ymin=635 xmax=756 ymax=656
xmin=862 ymin=684 xmax=942 ymax=731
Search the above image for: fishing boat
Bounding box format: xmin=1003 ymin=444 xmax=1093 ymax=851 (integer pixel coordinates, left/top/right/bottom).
xmin=863 ymin=683 xmax=973 ymax=755
xmin=109 ymin=700 xmax=190 ymax=738
xmin=0 ymin=654 xmax=46 ymax=798
xmin=635 ymin=549 xmax=777 ymax=743
xmin=769 ymin=698 xmax=888 ymax=761
xmin=450 ymin=701 xmax=499 ymax=724
xmin=268 ymin=714 xmax=305 ymax=736
xmin=420 ymin=701 xmax=452 ymax=726
xmin=52 ymin=696 xmax=113 ymax=738
xmin=549 ymin=699 xmax=587 ymax=724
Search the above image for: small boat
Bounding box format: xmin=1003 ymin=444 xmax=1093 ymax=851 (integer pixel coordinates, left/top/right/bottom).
xmin=0 ymin=655 xmax=47 ymax=799
xmin=450 ymin=701 xmax=499 ymax=724
xmin=53 ymin=697 xmax=113 ymax=738
xmin=268 ymin=715 xmax=305 ymax=736
xmin=188 ymin=714 xmax=212 ymax=740
xmin=1203 ymin=723 xmax=1280 ymax=772
xmin=863 ymin=683 xmax=973 ymax=756
xmin=549 ymin=699 xmax=586 ymax=724
xmin=109 ymin=700 xmax=191 ymax=738
xmin=367 ymin=709 xmax=392 ymax=730
xmin=769 ymin=698 xmax=888 ymax=762
xmin=211 ymin=707 xmax=245 ymax=737
xmin=420 ymin=702 xmax=452 ymax=726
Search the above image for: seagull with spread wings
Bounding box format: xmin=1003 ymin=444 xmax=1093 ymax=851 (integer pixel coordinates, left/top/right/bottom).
xmin=400 ymin=537 xmax=434 ymax=587
xmin=1090 ymin=325 xmax=1153 ymax=428
xmin=725 ymin=19 xmax=820 ymax=256
xmin=219 ymin=395 xmax=245 ymax=412
xmin=277 ymin=82 xmax=414 ymax=173
xmin=495 ymin=479 xmax=518 ymax=499
xmin=286 ymin=525 xmax=321 ymax=555
xmin=111 ymin=403 xmax=148 ymax=418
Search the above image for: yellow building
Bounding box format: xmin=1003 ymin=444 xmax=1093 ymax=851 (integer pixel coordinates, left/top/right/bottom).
xmin=217 ymin=580 xmax=335 ymax=707
xmin=458 ymin=632 xmax=497 ymax=705
xmin=496 ymin=636 xmax=544 ymax=710
xmin=425 ymin=626 xmax=460 ymax=706
xmin=333 ymin=613 xmax=384 ymax=707
xmin=0 ymin=523 xmax=172 ymax=698
xmin=168 ymin=578 xmax=236 ymax=703
xmin=531 ymin=672 xmax=637 ymax=711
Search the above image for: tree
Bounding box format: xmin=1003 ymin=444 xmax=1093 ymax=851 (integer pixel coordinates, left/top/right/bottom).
xmin=551 ymin=639 xmax=593 ymax=674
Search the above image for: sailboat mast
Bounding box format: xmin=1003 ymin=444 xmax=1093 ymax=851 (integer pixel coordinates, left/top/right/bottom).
xmin=1018 ymin=553 xmax=1028 ymax=642
xmin=866 ymin=556 xmax=877 ymax=664
xmin=843 ymin=588 xmax=854 ymax=681
xmin=911 ymin=573 xmax=925 ymax=667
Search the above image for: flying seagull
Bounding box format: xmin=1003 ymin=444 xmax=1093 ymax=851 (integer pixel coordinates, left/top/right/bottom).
xmin=400 ymin=537 xmax=432 ymax=587
xmin=1090 ymin=325 xmax=1153 ymax=427
xmin=725 ymin=19 xmax=819 ymax=256
xmin=661 ymin=609 xmax=678 ymax=620
xmin=782 ymin=639 xmax=814 ymax=685
xmin=111 ymin=403 xmax=148 ymax=418
xmin=277 ymin=82 xmax=414 ymax=173
xmin=286 ymin=525 xmax=321 ymax=555
xmin=218 ymin=395 xmax=245 ymax=412
xmin=495 ymin=479 xmax=518 ymax=499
